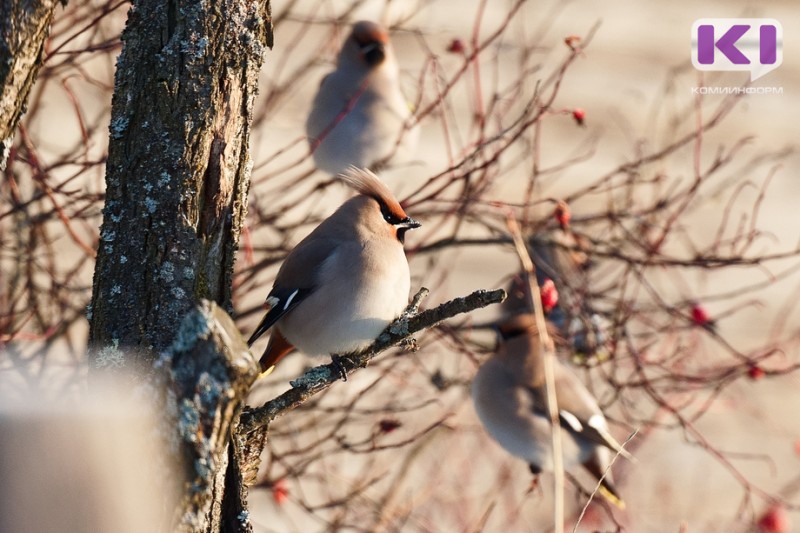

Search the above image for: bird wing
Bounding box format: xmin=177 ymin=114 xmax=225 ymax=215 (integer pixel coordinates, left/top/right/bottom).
xmin=246 ymin=236 xmax=342 ymax=346
xmin=525 ymin=371 xmax=634 ymax=461
xmin=556 ymin=405 xmax=634 ymax=461
xmin=246 ymin=286 xmax=313 ymax=346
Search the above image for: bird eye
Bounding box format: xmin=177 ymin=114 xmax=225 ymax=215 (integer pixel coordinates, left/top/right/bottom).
xmin=380 ymin=205 xmax=400 ymax=224
xmin=360 ymin=42 xmax=386 ymax=66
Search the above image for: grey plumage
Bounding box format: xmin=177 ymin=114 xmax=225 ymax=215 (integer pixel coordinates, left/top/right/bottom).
xmin=471 ymin=313 xmax=632 ymax=507
xmin=306 ymin=21 xmax=418 ymax=175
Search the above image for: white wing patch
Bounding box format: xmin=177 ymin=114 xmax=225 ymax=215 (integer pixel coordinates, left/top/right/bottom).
xmin=265 ymin=296 xmax=280 ymax=309
xmin=588 ymin=414 xmax=636 ymax=461
xmin=559 ymin=409 xmax=583 ymax=432
xmin=283 ymin=289 xmax=300 ymax=310
xmin=587 ymin=414 xmax=607 ymax=431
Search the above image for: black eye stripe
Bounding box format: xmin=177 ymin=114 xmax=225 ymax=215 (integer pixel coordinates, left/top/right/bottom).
xmin=499 ymin=327 xmax=528 ymax=340
xmin=380 ymin=204 xmax=403 ymax=224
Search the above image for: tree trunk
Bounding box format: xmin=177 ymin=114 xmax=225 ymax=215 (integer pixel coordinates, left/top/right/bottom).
xmin=87 ymin=0 xmax=272 ymax=530
xmin=0 ymin=0 xmax=62 ymax=169
xmin=88 ymin=0 xmax=273 ymax=361
xmin=162 ymin=300 xmax=259 ymax=532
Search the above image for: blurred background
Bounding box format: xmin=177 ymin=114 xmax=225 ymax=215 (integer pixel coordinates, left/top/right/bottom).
xmin=1 ymin=0 xmax=799 ymax=531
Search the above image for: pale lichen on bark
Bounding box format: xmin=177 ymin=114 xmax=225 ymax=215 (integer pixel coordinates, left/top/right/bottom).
xmin=156 ymin=300 xmax=258 ymax=532
xmin=89 ymin=0 xmax=273 ymax=360
xmin=87 ymin=1 xmax=273 ymax=530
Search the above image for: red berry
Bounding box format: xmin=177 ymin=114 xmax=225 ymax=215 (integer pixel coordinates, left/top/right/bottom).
xmin=540 ymin=278 xmax=559 ymax=313
xmin=272 ymin=479 xmax=288 ymax=505
xmin=554 ymin=201 xmax=571 ymax=229
xmin=757 ymin=505 xmax=789 ymax=533
xmin=379 ymin=419 xmax=402 ymax=434
xmin=564 ymin=35 xmax=582 ymax=50
xmin=572 ymin=108 xmax=586 ymax=126
xmin=748 ymin=365 xmax=765 ymax=380
xmin=691 ymin=304 xmax=710 ymax=326
xmin=447 ymin=39 xmax=465 ymax=54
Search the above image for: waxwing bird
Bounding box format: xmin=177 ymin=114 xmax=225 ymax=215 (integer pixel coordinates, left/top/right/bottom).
xmin=306 ymin=20 xmax=419 ymax=175
xmin=247 ymin=167 xmax=420 ymax=375
xmin=471 ymin=313 xmax=633 ymax=508
xmin=502 ymin=232 xmax=606 ymax=359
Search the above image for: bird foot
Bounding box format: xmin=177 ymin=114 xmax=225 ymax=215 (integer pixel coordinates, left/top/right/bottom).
xmin=400 ymin=336 xmax=419 ymax=352
xmin=525 ymin=474 xmax=542 ymax=497
xmin=330 ymin=354 xmax=350 ymax=381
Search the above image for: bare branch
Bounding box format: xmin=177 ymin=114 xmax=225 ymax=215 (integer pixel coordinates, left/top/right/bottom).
xmin=239 ymin=287 xmax=506 ymax=434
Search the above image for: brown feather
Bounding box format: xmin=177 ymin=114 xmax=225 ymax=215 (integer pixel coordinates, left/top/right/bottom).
xmin=339 ymin=167 xmax=408 ymax=221
xmin=497 ymin=313 xmax=563 ymax=344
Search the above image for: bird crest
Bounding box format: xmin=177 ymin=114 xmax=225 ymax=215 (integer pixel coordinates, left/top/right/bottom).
xmin=351 ymin=20 xmax=389 ymax=46
xmin=339 ymin=167 xmax=408 ymax=221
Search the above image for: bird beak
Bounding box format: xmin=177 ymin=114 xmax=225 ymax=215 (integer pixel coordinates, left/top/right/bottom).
xmin=360 ymin=42 xmax=386 ymax=66
xmin=397 ymin=217 xmax=421 ymax=230
xmin=394 ymin=216 xmax=420 ymax=244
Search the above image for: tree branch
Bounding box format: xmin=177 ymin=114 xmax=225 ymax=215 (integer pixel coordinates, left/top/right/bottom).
xmin=239 ymin=287 xmax=506 ymax=435
xmin=0 ymin=0 xmax=61 ymax=169
xmin=159 ymin=300 xmax=259 ymax=532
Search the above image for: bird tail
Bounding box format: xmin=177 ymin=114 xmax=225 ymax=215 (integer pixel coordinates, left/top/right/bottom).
xmin=598 ymin=480 xmax=625 ymax=509
xmin=582 ymin=455 xmax=626 ymax=509
xmin=257 ymin=329 xmax=296 ymax=374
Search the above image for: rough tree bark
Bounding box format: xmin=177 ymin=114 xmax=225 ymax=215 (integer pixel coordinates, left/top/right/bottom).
xmin=87 ymin=0 xmax=272 ymax=531
xmin=0 ymin=0 xmax=63 ymax=169
xmin=159 ymin=300 xmax=260 ymax=531
xmin=88 ymin=0 xmax=273 ymax=360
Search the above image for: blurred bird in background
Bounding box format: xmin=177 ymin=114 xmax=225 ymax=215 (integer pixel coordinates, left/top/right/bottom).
xmin=471 ymin=313 xmax=633 ymax=508
xmin=503 ymin=201 xmax=607 ymax=361
xmin=306 ymin=21 xmax=419 ymax=175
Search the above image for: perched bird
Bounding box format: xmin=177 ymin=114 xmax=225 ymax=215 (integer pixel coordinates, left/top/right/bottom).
xmin=306 ymin=20 xmax=418 ymax=175
xmin=471 ymin=313 xmax=633 ymax=507
xmin=247 ymin=167 xmax=420 ymax=375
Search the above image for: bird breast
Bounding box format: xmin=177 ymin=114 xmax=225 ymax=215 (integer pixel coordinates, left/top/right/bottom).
xmin=472 ymin=359 xmax=587 ymax=470
xmin=307 ymin=70 xmax=416 ymax=175
xmin=279 ymin=237 xmax=410 ymax=356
